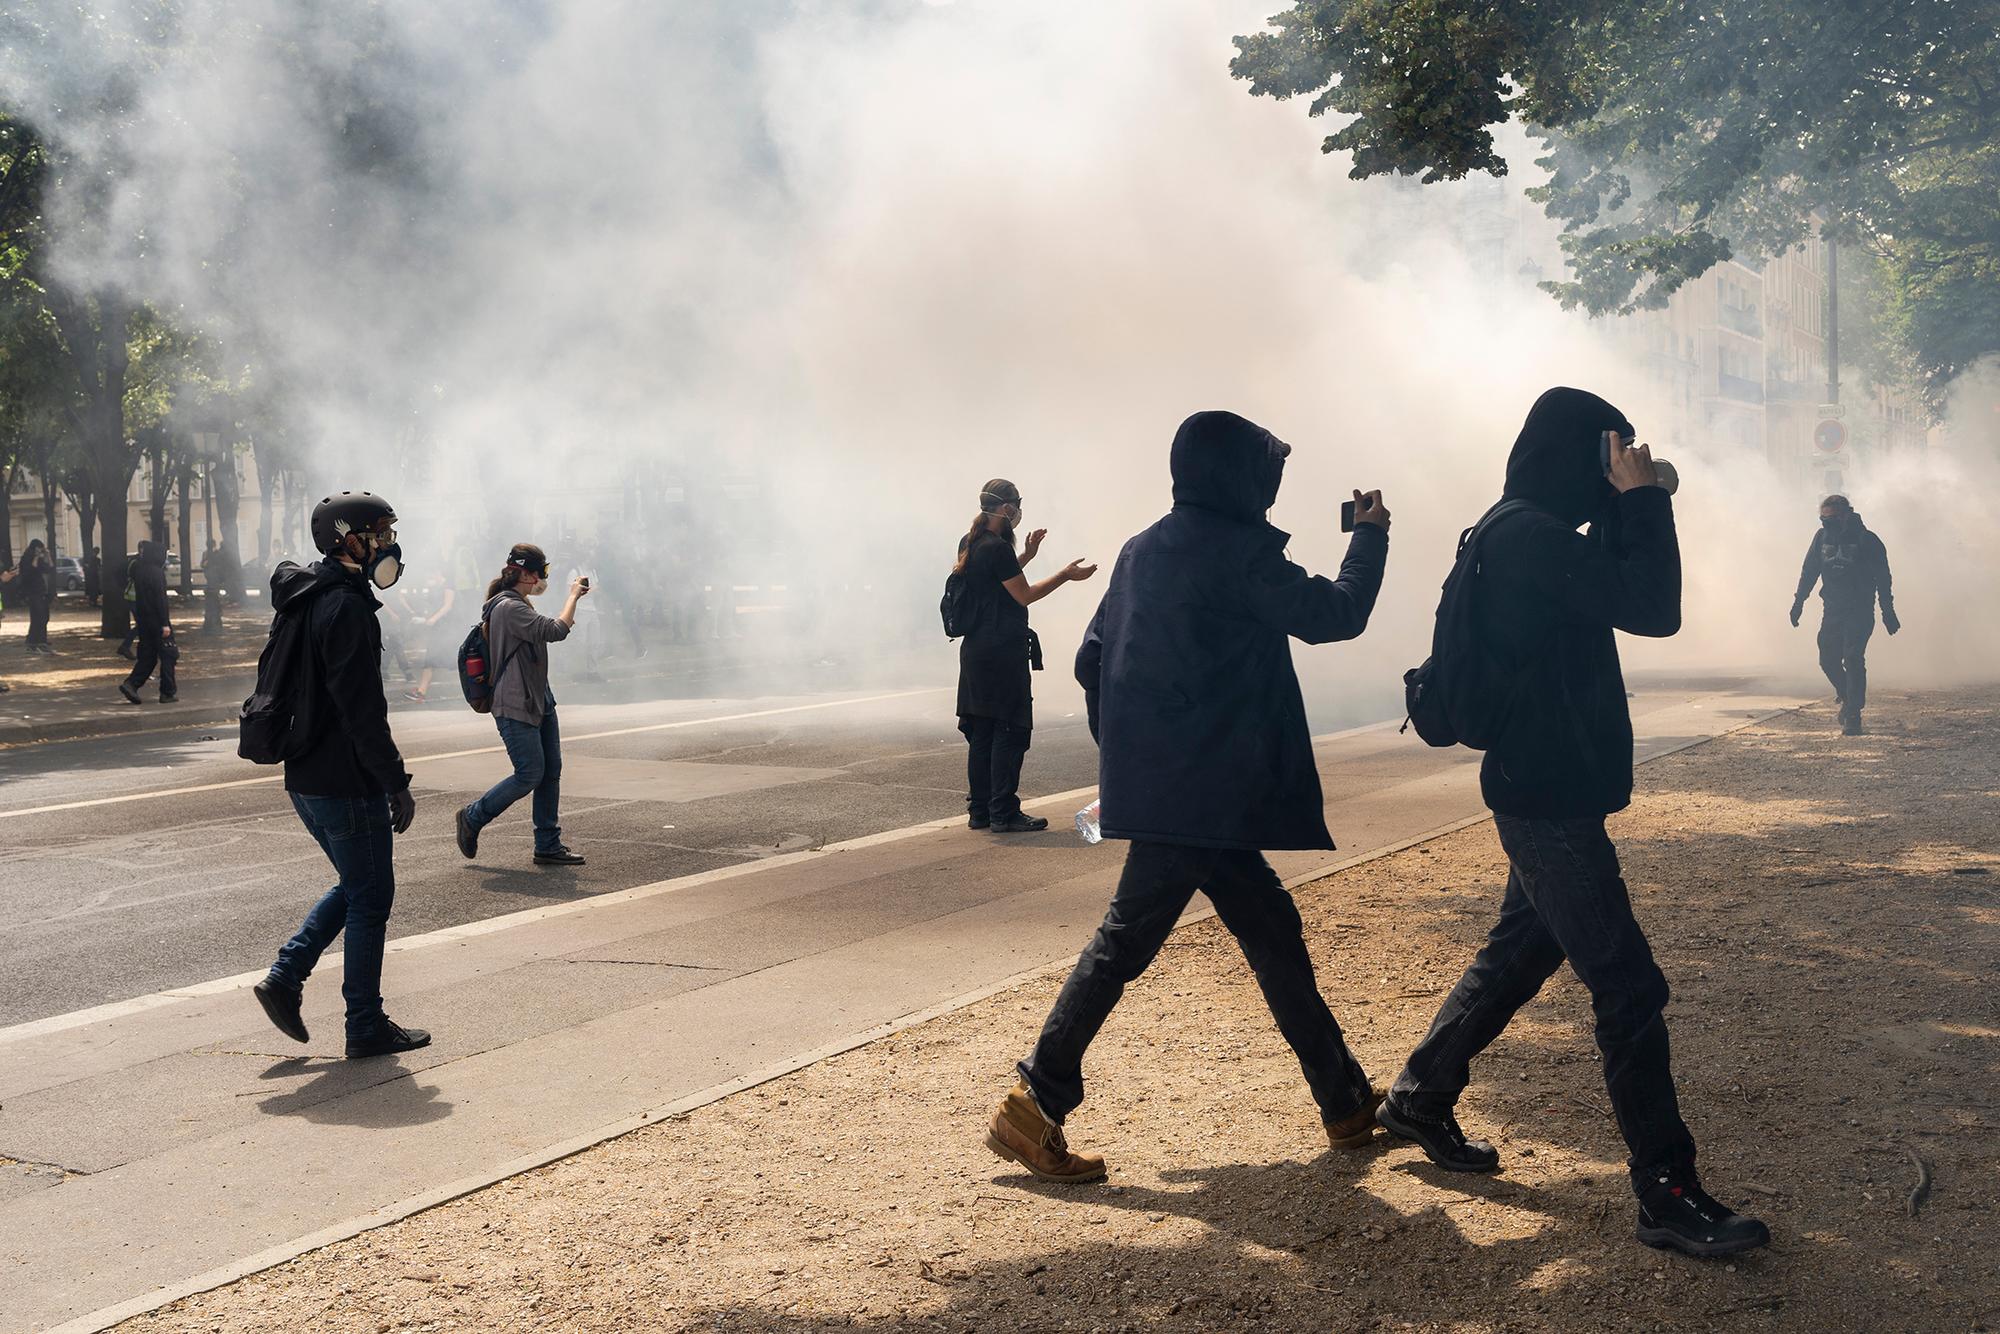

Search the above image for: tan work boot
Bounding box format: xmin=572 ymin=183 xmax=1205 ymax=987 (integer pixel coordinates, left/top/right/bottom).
xmin=1324 ymin=1086 xmax=1389 ymax=1150
xmin=985 ymin=1081 xmax=1108 ymax=1183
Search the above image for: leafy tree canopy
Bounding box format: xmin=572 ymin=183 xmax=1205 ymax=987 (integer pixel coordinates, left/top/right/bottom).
xmin=1232 ymin=0 xmax=2000 ymax=404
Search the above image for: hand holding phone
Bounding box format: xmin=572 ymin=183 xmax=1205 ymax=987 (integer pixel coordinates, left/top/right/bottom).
xmin=1349 ymin=489 xmax=1390 ymax=531
xmin=1340 ymin=500 xmax=1356 ymax=532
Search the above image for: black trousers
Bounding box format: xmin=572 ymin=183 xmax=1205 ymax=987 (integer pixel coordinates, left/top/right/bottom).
xmin=959 ymin=714 xmax=1030 ymax=821
xmin=1019 ymin=840 xmax=1374 ymax=1126
xmin=1392 ymin=815 xmax=1696 ymax=1192
xmin=125 ymin=630 xmax=178 ymax=698
xmin=26 ymin=593 xmax=51 ymax=647
xmin=1817 ymin=611 xmax=1874 ymax=719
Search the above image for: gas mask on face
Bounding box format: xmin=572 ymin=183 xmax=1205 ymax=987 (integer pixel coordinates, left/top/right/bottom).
xmin=348 ymin=528 xmax=405 ymax=589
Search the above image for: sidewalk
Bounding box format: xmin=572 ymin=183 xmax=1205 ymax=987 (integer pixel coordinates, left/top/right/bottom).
xmin=0 ymin=685 xmax=1831 ymax=1332
xmin=105 ymin=686 xmax=1999 ymax=1334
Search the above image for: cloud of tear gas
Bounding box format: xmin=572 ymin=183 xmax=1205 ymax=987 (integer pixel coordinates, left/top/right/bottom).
xmin=4 ymin=0 xmax=1993 ymax=716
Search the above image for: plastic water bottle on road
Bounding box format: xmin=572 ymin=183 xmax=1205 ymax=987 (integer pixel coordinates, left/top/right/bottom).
xmin=1075 ymin=798 xmax=1102 ymax=845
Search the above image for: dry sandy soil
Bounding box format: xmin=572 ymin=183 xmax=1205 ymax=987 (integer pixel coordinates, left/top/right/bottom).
xmin=129 ymin=686 xmax=1999 ymax=1333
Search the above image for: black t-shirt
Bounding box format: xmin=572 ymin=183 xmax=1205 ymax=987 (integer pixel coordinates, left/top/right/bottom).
xmin=955 ymin=530 xmax=1033 ymax=727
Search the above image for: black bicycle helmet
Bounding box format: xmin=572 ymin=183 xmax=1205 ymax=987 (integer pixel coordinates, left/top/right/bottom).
xmin=310 ymin=491 xmax=397 ymax=555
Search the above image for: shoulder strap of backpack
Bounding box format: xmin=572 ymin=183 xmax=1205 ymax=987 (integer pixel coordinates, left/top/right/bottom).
xmin=1455 ymin=497 xmax=1541 ymax=562
xmin=481 ymin=593 xmax=528 ymax=688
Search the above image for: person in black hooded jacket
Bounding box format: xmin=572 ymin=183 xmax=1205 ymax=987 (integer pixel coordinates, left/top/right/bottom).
xmin=985 ymin=409 xmax=1392 ymax=1184
xmin=1790 ymin=494 xmax=1897 ymax=735
xmin=117 ymin=541 xmax=178 ymax=704
xmin=250 ymin=492 xmax=429 ymax=1061
xmin=1378 ymin=387 xmax=1769 ymax=1259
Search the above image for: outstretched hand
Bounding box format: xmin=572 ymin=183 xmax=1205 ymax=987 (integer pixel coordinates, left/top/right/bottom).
xmin=1061 ymin=558 xmax=1098 ymax=583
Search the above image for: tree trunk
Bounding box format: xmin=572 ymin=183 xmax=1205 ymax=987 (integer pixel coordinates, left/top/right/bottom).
xmin=45 ymin=289 xmax=137 ymax=637
xmin=40 ymin=469 xmax=60 ymax=559
xmin=148 ymin=443 xmax=169 ymax=546
xmin=215 ymin=447 xmax=244 ymax=596
xmin=176 ymin=459 xmax=194 ymax=596
xmin=252 ymin=438 xmax=276 ymax=564
xmin=0 ymin=461 xmax=14 ymax=575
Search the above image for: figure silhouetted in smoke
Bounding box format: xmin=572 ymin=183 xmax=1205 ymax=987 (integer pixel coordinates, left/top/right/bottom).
xmin=1791 ymin=494 xmax=1898 ymax=735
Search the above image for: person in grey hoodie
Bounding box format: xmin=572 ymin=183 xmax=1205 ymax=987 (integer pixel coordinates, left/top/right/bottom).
xmin=453 ymin=543 xmax=591 ymax=865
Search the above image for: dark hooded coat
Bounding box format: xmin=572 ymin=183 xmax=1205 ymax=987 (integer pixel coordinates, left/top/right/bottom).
xmin=1075 ymin=410 xmax=1389 ymax=851
xmin=131 ymin=541 xmax=172 ymax=633
xmin=1794 ymin=511 xmax=1893 ymax=620
xmin=1474 ymin=387 xmax=1681 ymax=819
xmin=271 ymin=559 xmax=411 ymax=798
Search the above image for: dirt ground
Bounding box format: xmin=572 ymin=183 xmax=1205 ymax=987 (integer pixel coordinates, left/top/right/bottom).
xmin=129 ymin=686 xmax=1999 ymax=1333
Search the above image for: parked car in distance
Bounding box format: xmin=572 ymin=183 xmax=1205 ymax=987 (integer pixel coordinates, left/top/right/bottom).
xmin=55 ymin=556 xmax=86 ymax=591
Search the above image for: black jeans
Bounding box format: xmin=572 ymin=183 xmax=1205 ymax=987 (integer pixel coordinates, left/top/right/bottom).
xmin=1020 ymin=840 xmax=1374 ymax=1125
xmin=125 ymin=630 xmax=178 ymax=698
xmin=959 ymin=715 xmax=1030 ymax=821
xmin=26 ymin=593 xmax=51 ymax=647
xmin=1392 ymin=815 xmax=1696 ymax=1191
xmin=1817 ymin=610 xmax=1873 ymax=718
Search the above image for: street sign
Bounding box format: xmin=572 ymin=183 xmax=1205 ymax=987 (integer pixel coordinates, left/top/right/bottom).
xmin=1814 ymin=418 xmax=1847 ymax=453
xmin=1816 ymin=403 xmax=1847 ymax=419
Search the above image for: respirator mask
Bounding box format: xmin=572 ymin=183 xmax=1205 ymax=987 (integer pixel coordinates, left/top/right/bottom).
xmin=363 ymin=529 xmax=404 ymax=590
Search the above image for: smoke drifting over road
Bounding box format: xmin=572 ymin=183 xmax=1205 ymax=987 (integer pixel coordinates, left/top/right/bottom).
xmin=4 ymin=0 xmax=1993 ymax=711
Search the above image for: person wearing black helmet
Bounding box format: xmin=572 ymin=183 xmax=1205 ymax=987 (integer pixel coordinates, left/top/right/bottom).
xmin=951 ymin=479 xmax=1096 ymax=833
xmin=250 ymin=491 xmax=429 ymax=1059
xmin=452 ymin=542 xmax=591 ymax=866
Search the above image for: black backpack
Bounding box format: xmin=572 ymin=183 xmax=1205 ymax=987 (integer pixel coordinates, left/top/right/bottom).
xmin=1402 ymin=499 xmax=1538 ymax=750
xmin=939 ymin=570 xmax=972 ymax=639
xmin=457 ymin=594 xmax=525 ymax=713
xmin=238 ymin=574 xmax=327 ymax=764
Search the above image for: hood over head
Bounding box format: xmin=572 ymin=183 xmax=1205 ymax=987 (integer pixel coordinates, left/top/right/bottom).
xmin=1503 ymin=387 xmax=1634 ymax=526
xmin=1170 ymin=410 xmax=1289 ymax=524
xmin=137 ymin=540 xmax=166 ymax=567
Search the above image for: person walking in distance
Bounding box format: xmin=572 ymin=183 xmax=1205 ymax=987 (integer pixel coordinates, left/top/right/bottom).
xmin=251 ymin=491 xmax=428 ymax=1058
xmin=952 ymin=479 xmax=1096 ymax=833
xmin=454 ymin=544 xmax=590 ymax=866
xmin=117 ymin=541 xmax=177 ymax=704
xmin=17 ymin=540 xmax=56 ymax=654
xmin=83 ymin=545 xmax=102 ymax=609
xmin=986 ymin=411 xmax=1391 ymax=1182
xmin=1790 ymin=494 xmax=1897 ymax=736
xmin=1380 ymin=387 xmax=1768 ymax=1258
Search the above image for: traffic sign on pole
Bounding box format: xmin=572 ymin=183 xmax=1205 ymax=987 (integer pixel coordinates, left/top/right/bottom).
xmin=1813 ymin=419 xmax=1847 ymax=454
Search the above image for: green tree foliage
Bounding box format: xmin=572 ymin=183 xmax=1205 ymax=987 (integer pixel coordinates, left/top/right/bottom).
xmin=1232 ymin=0 xmax=2000 ymax=404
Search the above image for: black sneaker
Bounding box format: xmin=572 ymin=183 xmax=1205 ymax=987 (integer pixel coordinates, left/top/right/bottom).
xmin=967 ymin=813 xmax=991 ymax=830
xmin=346 ymin=1020 xmax=432 ymax=1059
xmin=990 ymin=813 xmax=1049 ymax=834
xmin=454 ymin=805 xmax=479 ymax=859
xmin=118 ymin=682 xmax=141 ymax=705
xmin=1636 ymin=1173 xmax=1770 ymax=1257
xmin=1841 ymin=715 xmax=1865 ymax=736
xmin=534 ymin=845 xmax=586 ymax=865
xmin=158 ymin=693 xmax=177 ymax=704
xmin=1376 ymin=1094 xmax=1500 ymax=1173
xmin=253 ymin=976 xmax=309 ymax=1044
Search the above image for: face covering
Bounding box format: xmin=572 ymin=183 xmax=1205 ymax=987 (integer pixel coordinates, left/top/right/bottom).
xmin=366 ymin=540 xmax=404 ymax=590
xmin=1821 ymin=515 xmax=1843 ymax=532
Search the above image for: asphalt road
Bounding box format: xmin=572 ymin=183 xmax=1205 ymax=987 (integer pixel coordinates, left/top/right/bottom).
xmin=0 ymin=665 xmax=1403 ymax=1028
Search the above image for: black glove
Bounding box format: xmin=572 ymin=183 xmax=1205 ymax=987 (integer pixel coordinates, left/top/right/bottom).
xmin=1883 ymin=608 xmax=1901 ymax=636
xmin=1788 ymin=601 xmax=1803 ymax=628
xmin=389 ymin=786 xmax=416 ymax=835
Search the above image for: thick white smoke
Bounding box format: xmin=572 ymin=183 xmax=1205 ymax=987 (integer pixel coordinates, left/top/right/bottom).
xmin=3 ymin=0 xmax=1992 ymax=717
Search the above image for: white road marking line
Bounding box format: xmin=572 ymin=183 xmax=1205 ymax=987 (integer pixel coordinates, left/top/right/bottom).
xmin=0 ymin=687 xmax=948 ymax=821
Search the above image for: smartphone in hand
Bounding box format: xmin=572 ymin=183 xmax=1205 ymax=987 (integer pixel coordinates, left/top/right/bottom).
xmin=1340 ymin=499 xmax=1357 ymax=533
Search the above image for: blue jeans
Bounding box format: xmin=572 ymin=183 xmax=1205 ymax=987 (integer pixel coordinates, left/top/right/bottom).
xmin=1392 ymin=815 xmax=1697 ymax=1192
xmin=271 ymin=792 xmax=397 ymax=1037
xmin=1020 ymin=841 xmax=1374 ymax=1125
xmin=465 ymin=709 xmax=563 ymax=853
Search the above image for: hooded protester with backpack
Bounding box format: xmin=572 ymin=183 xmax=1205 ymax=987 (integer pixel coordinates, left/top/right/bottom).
xmin=1381 ymin=387 xmax=1768 ymax=1258
xmin=248 ymin=491 xmax=429 ymax=1060
xmin=985 ymin=410 xmax=1392 ymax=1183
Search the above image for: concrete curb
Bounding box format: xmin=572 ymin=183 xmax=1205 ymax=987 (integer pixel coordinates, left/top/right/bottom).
xmin=52 ymin=702 xmax=1805 ymax=1334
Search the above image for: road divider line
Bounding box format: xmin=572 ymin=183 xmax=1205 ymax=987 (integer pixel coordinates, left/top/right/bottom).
xmin=0 ymin=687 xmax=948 ymax=821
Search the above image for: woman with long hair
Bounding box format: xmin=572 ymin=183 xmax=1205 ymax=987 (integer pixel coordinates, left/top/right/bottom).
xmin=453 ymin=543 xmax=591 ymax=866
xmin=953 ymin=479 xmax=1095 ymax=833
xmin=17 ymin=539 xmax=55 ymax=654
